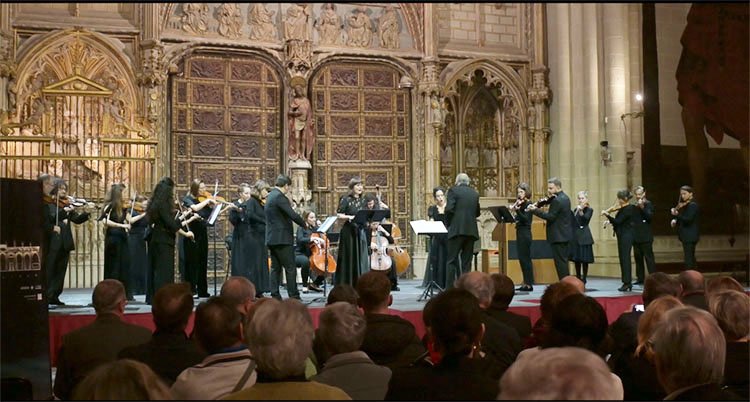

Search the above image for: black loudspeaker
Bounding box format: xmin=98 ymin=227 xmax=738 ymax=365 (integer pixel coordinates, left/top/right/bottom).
xmin=1 ymin=178 xmax=52 ymax=400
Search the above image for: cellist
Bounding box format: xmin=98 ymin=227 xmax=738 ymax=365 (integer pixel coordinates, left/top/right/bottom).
xmin=364 ymin=193 xmax=400 ymax=291
xmin=295 ymin=210 xmax=326 ymax=293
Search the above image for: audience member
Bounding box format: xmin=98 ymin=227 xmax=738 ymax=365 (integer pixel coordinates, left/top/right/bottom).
xmin=73 ymin=359 xmax=172 ymax=400
xmin=538 ymin=294 xmax=611 ymax=358
xmin=651 ymin=306 xmax=740 ymax=400
xmin=220 ymin=276 xmax=257 ymax=317
xmin=311 ymin=302 xmax=391 ymax=400
xmin=487 ymin=274 xmax=532 ymax=341
xmin=356 ymin=271 xmax=425 ymax=369
xmin=705 ymin=275 xmax=744 ymax=300
xmin=498 ymin=347 xmax=623 ymax=400
xmin=524 ymin=281 xmax=579 ymax=348
xmin=385 ymin=288 xmax=499 ymax=400
xmin=54 ymin=279 xmax=151 ymax=400
xmin=560 ymin=275 xmax=585 ymax=293
xmin=170 ymin=297 xmax=256 ymax=400
xmin=327 ymin=284 xmax=359 ymax=305
xmin=119 ymin=283 xmax=205 ymax=385
xmin=709 ymin=290 xmax=750 ymax=399
xmin=225 ymin=299 xmax=350 ymax=400
xmin=455 ymin=272 xmax=520 ymax=379
xmin=677 ymin=269 xmax=708 ymax=310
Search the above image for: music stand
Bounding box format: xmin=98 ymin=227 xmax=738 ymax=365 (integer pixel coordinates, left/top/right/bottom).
xmin=411 ymin=220 xmax=448 ymax=301
xmin=353 ymin=209 xmax=388 ymax=227
xmin=308 ymin=215 xmax=347 ymax=305
xmin=207 ymin=204 xmax=224 ymax=296
xmin=488 ymin=206 xmax=514 ymax=276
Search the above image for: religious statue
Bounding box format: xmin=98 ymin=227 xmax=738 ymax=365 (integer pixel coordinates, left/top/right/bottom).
xmin=378 ymin=6 xmax=400 ymax=49
xmin=314 ymin=3 xmax=342 ymax=45
xmin=430 ymin=95 xmax=443 ymax=126
xmin=248 ymin=3 xmax=277 ymax=41
xmin=217 ymin=3 xmax=243 ymax=39
xmin=284 ymin=3 xmax=310 ymax=41
xmin=287 ymin=85 xmax=314 ymax=161
xmin=346 ymin=7 xmax=373 ymax=48
xmin=181 ymin=3 xmax=209 ymax=34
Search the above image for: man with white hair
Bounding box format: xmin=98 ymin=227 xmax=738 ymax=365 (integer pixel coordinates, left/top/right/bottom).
xmin=445 ymin=172 xmax=480 ymax=286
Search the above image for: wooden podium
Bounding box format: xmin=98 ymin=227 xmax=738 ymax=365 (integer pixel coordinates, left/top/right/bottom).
xmin=483 ymin=216 xmax=559 ymax=285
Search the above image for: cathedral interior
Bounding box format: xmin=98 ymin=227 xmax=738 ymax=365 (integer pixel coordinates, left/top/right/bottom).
xmin=1 ymin=3 xmax=747 ymax=289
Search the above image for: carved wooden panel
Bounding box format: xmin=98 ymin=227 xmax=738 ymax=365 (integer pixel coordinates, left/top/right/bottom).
xmin=331 ymin=116 xmax=358 ymax=136
xmin=230 ymin=112 xmax=261 ymax=133
xmin=193 ymin=83 xmax=224 ymax=105
xmin=190 ymin=59 xmax=225 ymax=79
xmin=330 ymin=91 xmax=359 ymax=111
xmin=230 ymin=137 xmax=260 ymax=158
xmin=192 ymin=135 xmax=226 ymax=157
xmin=364 ymin=117 xmax=392 ymax=137
xmin=330 ymin=68 xmax=359 ymax=86
xmin=192 ymin=110 xmax=224 ymax=131
xmin=230 ymin=86 xmax=261 ymax=107
xmin=231 ymin=62 xmax=262 ymax=82
xmin=364 ymin=93 xmax=392 ymax=112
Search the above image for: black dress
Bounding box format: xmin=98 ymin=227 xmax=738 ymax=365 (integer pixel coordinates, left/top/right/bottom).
xmin=127 ymin=211 xmax=148 ymax=295
xmin=228 ymin=199 xmax=252 ymax=280
xmin=102 ymin=205 xmax=132 ymax=298
xmin=423 ymin=204 xmax=448 ymax=289
xmin=182 ymin=194 xmax=211 ymax=296
xmin=569 ymin=207 xmax=595 ymax=263
xmin=334 ymin=194 xmax=368 ymax=286
xmin=246 ymin=196 xmax=270 ymax=294
xmin=146 ymin=202 xmax=181 ymax=305
xmin=514 ymin=201 xmax=534 ymax=286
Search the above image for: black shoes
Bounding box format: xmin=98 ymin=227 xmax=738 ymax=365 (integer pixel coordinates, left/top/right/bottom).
xmin=633 ymin=280 xmax=644 ymax=285
xmin=308 ymin=283 xmax=323 ymax=292
xmin=391 ymin=286 xmax=400 ymax=292
xmin=49 ymin=298 xmax=66 ymax=306
xmin=516 ymin=285 xmax=533 ymax=292
xmin=618 ymin=283 xmax=633 ymax=292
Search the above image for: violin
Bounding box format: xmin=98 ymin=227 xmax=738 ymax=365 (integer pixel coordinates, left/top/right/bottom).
xmin=124 ymin=200 xmax=146 ymax=213
xmin=309 ymin=232 xmax=337 ymax=275
xmin=525 ymin=194 xmax=556 ymax=211
xmin=44 ymin=194 xmax=97 ymax=209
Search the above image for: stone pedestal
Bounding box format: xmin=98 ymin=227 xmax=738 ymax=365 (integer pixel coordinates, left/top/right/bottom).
xmin=288 ymin=158 xmax=312 ymax=211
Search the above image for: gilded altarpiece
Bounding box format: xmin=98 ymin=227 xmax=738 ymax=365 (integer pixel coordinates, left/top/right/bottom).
xmin=171 ymin=54 xmax=282 ymax=276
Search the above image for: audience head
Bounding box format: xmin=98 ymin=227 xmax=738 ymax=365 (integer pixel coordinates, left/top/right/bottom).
xmin=677 ymin=270 xmax=705 ymax=295
xmin=560 ymin=276 xmax=585 ymax=293
xmin=318 ymin=302 xmax=367 ymax=355
xmin=245 ymin=297 xmax=271 ymax=325
xmin=455 ymin=271 xmax=495 ymax=309
xmin=708 ymin=290 xmax=750 ymax=342
xmin=542 ymin=294 xmax=609 ymax=356
xmin=220 ymin=276 xmax=256 ymax=316
xmin=498 ymin=347 xmax=622 ymax=400
xmin=539 ymin=281 xmax=579 ymax=321
xmin=193 ymin=296 xmax=244 ymax=355
xmin=651 ymin=306 xmax=726 ymax=393
xmin=706 ymin=275 xmax=744 ymax=300
xmin=642 ymin=272 xmax=681 ymax=306
xmin=635 ymin=296 xmax=684 ymax=360
xmin=73 ymin=359 xmax=172 ymax=400
xmin=245 ymin=298 xmax=314 ymax=379
xmin=428 ymin=288 xmax=484 ymax=358
xmin=92 ymin=279 xmax=127 ymax=315
xmin=152 ymin=283 xmax=193 ymax=333
xmin=327 ymin=284 xmax=358 ymax=306
xmin=490 ymin=273 xmax=515 ymax=310
xmin=356 ymin=271 xmax=392 ymax=313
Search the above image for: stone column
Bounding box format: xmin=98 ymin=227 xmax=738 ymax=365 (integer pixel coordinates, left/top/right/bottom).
xmin=288 ymin=158 xmax=312 ymax=211
xmin=528 ymin=66 xmax=551 ymax=195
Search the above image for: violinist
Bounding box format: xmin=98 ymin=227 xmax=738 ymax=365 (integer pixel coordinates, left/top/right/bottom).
xmin=334 ymin=177 xmax=368 ymax=287
xmin=44 ymin=179 xmax=91 ymax=305
xmin=509 ymin=183 xmax=534 ymax=291
xmin=670 ymin=185 xmax=700 ymax=269
xmin=364 ymin=192 xmax=400 ymax=291
xmin=100 ymin=183 xmax=133 ymax=301
xmin=246 ymin=180 xmax=271 ymax=298
xmin=422 ymin=187 xmax=449 ymax=289
xmin=569 ymin=190 xmax=595 ymax=285
xmin=182 ymin=179 xmax=217 ymax=298
xmin=602 ymin=189 xmax=639 ymax=291
xmin=127 ymin=195 xmax=149 ymax=296
xmin=526 ymin=177 xmax=572 ymax=281
xmin=295 ymin=210 xmax=325 ymax=293
xmin=632 ymin=186 xmax=655 ymax=285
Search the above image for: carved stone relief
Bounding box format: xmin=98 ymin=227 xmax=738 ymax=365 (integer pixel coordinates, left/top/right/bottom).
xmin=315 ymin=3 xmax=342 ymax=46
xmin=248 ymin=3 xmax=277 ymax=41
xmin=284 ymin=3 xmax=310 ymax=41
xmin=181 ymin=3 xmax=209 ymax=35
xmin=217 ymin=3 xmax=243 ymax=39
xmin=346 ymin=7 xmax=373 ymax=48
xmin=379 ymin=5 xmax=401 ymax=50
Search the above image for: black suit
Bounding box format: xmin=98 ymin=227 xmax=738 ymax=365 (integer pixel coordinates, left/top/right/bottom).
xmin=532 ymin=191 xmax=572 ymax=279
xmin=606 ymin=204 xmax=638 ymax=284
xmin=265 ymin=187 xmax=306 ymax=299
xmin=445 ymin=183 xmax=480 ymax=286
xmin=118 ymin=330 xmax=206 ymax=386
xmin=486 ymin=305 xmax=532 ymax=341
xmin=44 ymin=204 xmax=90 ymax=302
xmin=633 ymin=199 xmax=655 ymax=282
xmin=674 ymin=201 xmax=700 ymax=268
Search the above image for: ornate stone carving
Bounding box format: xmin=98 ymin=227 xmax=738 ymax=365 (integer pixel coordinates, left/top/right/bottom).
xmin=285 ymin=40 xmax=312 ymax=76
xmin=181 ymin=3 xmax=209 ymax=35
xmin=248 ymin=3 xmax=277 ymax=41
xmin=315 ymin=3 xmax=342 ymax=46
xmin=346 ymin=7 xmax=373 ymax=48
xmin=379 ymin=6 xmax=401 ymax=50
xmin=284 ymin=4 xmax=310 ymax=41
xmin=0 ymin=30 xmax=15 ymax=80
xmin=217 ymin=3 xmax=243 ymax=39
xmin=528 ymin=66 xmax=550 ymax=105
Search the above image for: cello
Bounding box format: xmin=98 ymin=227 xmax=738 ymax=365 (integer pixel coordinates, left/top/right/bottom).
xmin=370 ymin=226 xmax=393 ymax=272
xmin=309 ymin=232 xmax=337 ymax=275
xmin=375 ymin=185 xmax=410 ymax=274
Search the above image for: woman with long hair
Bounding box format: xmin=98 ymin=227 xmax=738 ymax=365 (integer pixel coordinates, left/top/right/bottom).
xmin=246 ymin=179 xmax=271 ymax=298
xmin=228 ymin=183 xmax=253 ymax=280
xmin=421 ymin=187 xmax=449 ymax=289
xmin=127 ymin=195 xmax=149 ymax=295
xmin=334 ymin=177 xmax=368 ymax=286
xmin=101 ymin=183 xmax=133 ymax=300
xmin=182 ymin=179 xmax=217 ymax=297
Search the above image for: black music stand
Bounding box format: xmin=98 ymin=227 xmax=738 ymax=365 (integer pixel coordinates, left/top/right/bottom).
xmin=308 ymin=216 xmax=347 ymax=305
xmin=488 ymin=206 xmax=515 ymax=276
xmin=411 ymin=220 xmax=448 ymax=302
xmin=353 ymin=209 xmax=388 ymax=228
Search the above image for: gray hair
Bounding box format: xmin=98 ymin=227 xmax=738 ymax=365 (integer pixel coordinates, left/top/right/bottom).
xmin=651 ymin=306 xmax=726 ymax=393
xmin=455 ymin=173 xmax=470 ymax=185
xmin=547 ymin=177 xmax=562 ymax=188
xmin=708 ymin=290 xmax=750 ymax=341
xmin=498 ymin=347 xmax=623 ymax=400
xmin=455 ymin=272 xmax=495 ymax=308
xmin=318 ymin=302 xmax=367 ymax=355
xmin=92 ymin=279 xmax=126 ymax=314
xmin=245 ymin=298 xmax=314 ymax=379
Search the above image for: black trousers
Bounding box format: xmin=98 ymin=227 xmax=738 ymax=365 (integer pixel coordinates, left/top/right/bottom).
xmin=682 ymin=241 xmax=697 ymax=269
xmin=295 ymin=254 xmax=324 ymax=286
xmin=550 ymin=242 xmax=570 ymax=280
xmin=633 ymin=241 xmax=655 ymax=281
xmin=46 ymin=245 xmax=70 ymax=301
xmin=517 ymin=229 xmax=534 ymax=285
xmin=270 ymin=244 xmax=300 ymax=299
xmin=616 ymin=235 xmax=634 ymax=284
xmin=184 ymin=225 xmax=208 ymax=296
xmin=147 ymin=241 xmax=175 ymax=304
xmin=104 ymin=235 xmax=132 ymax=298
xmin=446 ymin=235 xmax=475 ymax=287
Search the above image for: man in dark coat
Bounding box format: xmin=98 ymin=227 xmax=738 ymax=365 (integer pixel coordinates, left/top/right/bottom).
xmin=445 ymin=173 xmax=480 ymax=287
xmin=632 ymin=185 xmax=655 ymax=285
xmin=670 ymin=185 xmax=700 ymax=269
xmin=527 ymin=177 xmax=571 ymax=280
xmin=265 ymin=174 xmax=307 ymax=300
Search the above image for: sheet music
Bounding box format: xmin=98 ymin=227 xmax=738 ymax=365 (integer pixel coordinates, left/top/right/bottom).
xmin=410 ymin=220 xmax=448 ymax=235
xmin=207 ymin=204 xmax=223 ymax=226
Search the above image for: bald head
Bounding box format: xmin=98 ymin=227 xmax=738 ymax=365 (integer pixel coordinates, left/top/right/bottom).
xmin=560 ymin=276 xmax=585 ymax=294
xmin=678 ymin=270 xmax=704 ymax=294
xmin=455 ymin=271 xmax=494 ymax=308
xmin=220 ymin=276 xmax=256 ymax=316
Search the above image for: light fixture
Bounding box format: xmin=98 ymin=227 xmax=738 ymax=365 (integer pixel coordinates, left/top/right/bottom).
xmin=634 ymin=93 xmax=643 ymax=102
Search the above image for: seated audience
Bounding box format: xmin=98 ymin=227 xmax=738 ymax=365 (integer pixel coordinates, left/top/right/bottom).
xmin=54 ymin=279 xmax=151 ymax=400
xmin=385 ymin=288 xmax=500 ymax=400
xmin=487 ymin=273 xmax=532 ymax=341
xmin=119 ymin=283 xmax=206 ymax=385
xmin=677 ymin=269 xmax=708 ymax=310
xmin=314 ymin=284 xmax=360 ymax=370
xmin=171 ymin=297 xmax=256 ymax=400
xmin=356 ymin=271 xmax=425 ymax=369
xmin=705 ymin=275 xmax=745 ymax=300
xmin=311 ymin=302 xmax=392 ymax=400
xmin=524 ymin=281 xmax=580 ymax=348
xmin=560 ymin=275 xmax=586 ymax=293
xmin=709 ymin=290 xmax=749 ymax=399
xmin=224 ymin=299 xmax=350 ymax=400
xmin=498 ymin=347 xmax=623 ymax=400
xmin=220 ymin=276 xmax=257 ymax=317
xmin=651 ymin=306 xmax=741 ymax=400
xmin=73 ymin=359 xmax=172 ymax=400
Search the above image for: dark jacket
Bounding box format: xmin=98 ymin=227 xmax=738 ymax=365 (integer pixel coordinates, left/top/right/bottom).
xmin=724 ymin=341 xmax=749 ymax=399
xmin=533 ymin=191 xmax=572 ymax=243
xmin=445 ymin=184 xmax=480 ymax=240
xmin=118 ymin=330 xmax=206 ymax=386
xmin=360 ymin=313 xmax=426 ymax=369
xmin=148 ymin=202 xmax=182 ymax=246
xmin=311 ymin=351 xmax=392 ymax=400
xmin=675 ymin=201 xmax=700 ymax=243
xmin=44 ymin=204 xmax=90 ymax=251
xmin=486 ymin=305 xmax=532 ymax=341
xmin=665 ymin=382 xmax=742 ymax=401
xmin=571 ymin=206 xmax=594 ymax=245
xmin=480 ymin=310 xmax=521 ymax=380
xmin=606 ymin=204 xmax=638 ymax=239
xmin=681 ymin=291 xmax=708 ymax=311
xmin=264 ymin=188 xmax=306 ymax=246
xmin=633 ymin=199 xmax=654 ymax=243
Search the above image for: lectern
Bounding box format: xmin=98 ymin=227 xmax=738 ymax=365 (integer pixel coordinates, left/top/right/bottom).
xmin=488 ymin=206 xmax=515 ymax=276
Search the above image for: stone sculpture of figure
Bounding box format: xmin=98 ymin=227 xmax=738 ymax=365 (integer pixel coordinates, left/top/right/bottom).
xmin=287 ymin=85 xmax=314 ymax=161
xmin=284 ymin=3 xmax=310 ymax=41
xmin=181 ymin=3 xmax=209 ymax=34
xmin=430 ymin=95 xmax=443 ymax=126
xmin=248 ymin=3 xmax=277 ymax=41
xmin=346 ymin=7 xmax=373 ymax=48
xmin=315 ymin=3 xmax=342 ymax=45
xmin=379 ymin=5 xmax=400 ymax=49
xmin=217 ymin=3 xmax=243 ymax=39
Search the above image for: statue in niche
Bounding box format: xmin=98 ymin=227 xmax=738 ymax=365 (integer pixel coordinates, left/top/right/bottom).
xmin=378 ymin=5 xmax=400 ymax=49
xmin=430 ymin=95 xmax=444 ymax=126
xmin=287 ymin=85 xmax=314 ymax=161
xmin=217 ymin=3 xmax=243 ymax=39
xmin=181 ymin=3 xmax=209 ymax=34
xmin=440 ymin=122 xmax=454 ymax=164
xmin=483 ymin=136 xmax=499 ymax=168
xmin=284 ymin=3 xmax=310 ymax=41
xmin=248 ymin=3 xmax=277 ymax=41
xmin=465 ymin=139 xmax=479 ymax=168
xmin=315 ymin=3 xmax=342 ymax=45
xmin=346 ymin=7 xmax=373 ymax=48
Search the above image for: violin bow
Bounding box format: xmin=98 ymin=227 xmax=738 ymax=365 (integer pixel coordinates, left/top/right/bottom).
xmin=55 ymin=191 xmax=60 ymax=226
xmin=129 ymin=191 xmax=137 ymax=218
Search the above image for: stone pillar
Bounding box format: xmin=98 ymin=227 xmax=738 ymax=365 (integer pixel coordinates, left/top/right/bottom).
xmin=528 ymin=66 xmax=551 ymax=195
xmin=288 ymin=158 xmax=312 ymax=212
